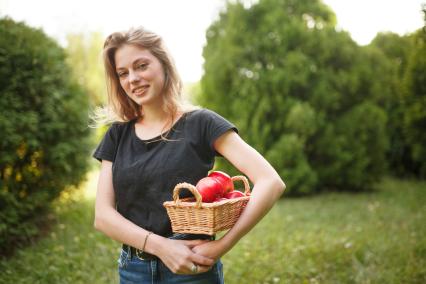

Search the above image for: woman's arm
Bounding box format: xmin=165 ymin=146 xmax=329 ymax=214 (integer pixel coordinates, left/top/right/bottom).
xmin=94 ymin=160 xmax=215 ymax=274
xmin=192 ymin=130 xmax=286 ymax=259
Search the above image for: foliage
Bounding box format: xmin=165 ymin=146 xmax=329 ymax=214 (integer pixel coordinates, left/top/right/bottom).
xmin=1 ymin=176 xmax=425 ymax=283
xmin=370 ymin=32 xmax=419 ymax=178
xmin=0 ymin=17 xmax=92 ymax=255
xmin=401 ymin=28 xmax=426 ymax=178
xmin=370 ymin=26 xmax=426 ymax=179
xmin=200 ymin=0 xmax=389 ymax=194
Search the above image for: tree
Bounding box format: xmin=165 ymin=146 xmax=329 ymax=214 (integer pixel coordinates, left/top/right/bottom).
xmin=0 ymin=18 xmax=92 ymax=254
xmin=200 ymin=0 xmax=388 ymax=194
xmin=402 ymin=27 xmax=426 ymax=178
xmin=370 ymin=32 xmax=416 ymax=177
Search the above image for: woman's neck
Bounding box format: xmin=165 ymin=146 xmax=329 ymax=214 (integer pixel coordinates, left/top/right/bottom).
xmin=140 ymin=107 xmax=169 ymax=125
xmin=138 ymin=101 xmax=181 ymax=129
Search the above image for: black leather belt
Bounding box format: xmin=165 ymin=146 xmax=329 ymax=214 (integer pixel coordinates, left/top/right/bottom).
xmin=123 ymin=244 xmax=157 ymax=260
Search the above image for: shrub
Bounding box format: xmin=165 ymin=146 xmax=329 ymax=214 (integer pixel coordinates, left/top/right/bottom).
xmin=0 ymin=18 xmax=92 ymax=255
xmin=401 ymin=28 xmax=426 ymax=178
xmin=199 ymin=0 xmax=389 ymax=194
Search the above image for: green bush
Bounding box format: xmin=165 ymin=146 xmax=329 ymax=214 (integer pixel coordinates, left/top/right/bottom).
xmin=401 ymin=28 xmax=426 ymax=178
xmin=199 ymin=0 xmax=389 ymax=194
xmin=370 ymin=32 xmax=424 ymax=178
xmin=0 ymin=18 xmax=92 ymax=255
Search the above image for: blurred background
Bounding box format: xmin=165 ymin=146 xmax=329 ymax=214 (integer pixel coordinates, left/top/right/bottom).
xmin=0 ymin=0 xmax=425 ymax=283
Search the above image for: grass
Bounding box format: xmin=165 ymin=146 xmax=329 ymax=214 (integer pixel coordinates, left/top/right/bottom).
xmin=0 ymin=174 xmax=425 ymax=284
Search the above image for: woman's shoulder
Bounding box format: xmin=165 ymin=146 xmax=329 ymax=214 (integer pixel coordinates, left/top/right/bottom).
xmin=184 ymin=108 xmax=223 ymax=121
xmin=104 ymin=120 xmax=133 ymax=137
xmin=183 ymin=108 xmax=235 ymax=134
xmin=109 ymin=119 xmax=132 ymax=129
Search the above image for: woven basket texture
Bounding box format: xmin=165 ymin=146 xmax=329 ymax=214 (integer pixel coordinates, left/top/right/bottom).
xmin=163 ymin=176 xmax=250 ymax=235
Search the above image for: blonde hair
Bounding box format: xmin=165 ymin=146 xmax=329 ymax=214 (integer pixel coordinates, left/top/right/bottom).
xmin=93 ymin=27 xmax=198 ymax=129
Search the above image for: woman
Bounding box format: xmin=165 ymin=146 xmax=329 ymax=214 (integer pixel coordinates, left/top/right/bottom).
xmin=93 ymin=26 xmax=285 ymax=284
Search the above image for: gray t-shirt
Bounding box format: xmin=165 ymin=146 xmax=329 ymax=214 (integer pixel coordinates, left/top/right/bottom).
xmin=93 ymin=109 xmax=238 ymax=237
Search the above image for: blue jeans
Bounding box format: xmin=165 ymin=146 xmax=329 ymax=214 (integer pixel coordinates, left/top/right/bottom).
xmin=118 ymin=234 xmax=224 ymax=284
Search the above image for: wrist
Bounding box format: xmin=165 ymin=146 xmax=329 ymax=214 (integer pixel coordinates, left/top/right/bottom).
xmin=143 ymin=233 xmax=165 ymax=256
xmin=218 ymin=230 xmax=242 ymax=254
xmin=215 ymin=236 xmax=233 ymax=256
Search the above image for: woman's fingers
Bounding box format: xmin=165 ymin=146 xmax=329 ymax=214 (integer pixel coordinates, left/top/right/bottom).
xmin=156 ymin=239 xmax=214 ymax=274
xmin=173 ymin=258 xmax=213 ymax=275
xmin=183 ymin=239 xmax=210 ymax=248
xmin=185 ymin=263 xmax=212 ymax=275
xmin=189 ymin=251 xmax=215 ymax=267
xmin=193 ymin=264 xmax=212 ymax=274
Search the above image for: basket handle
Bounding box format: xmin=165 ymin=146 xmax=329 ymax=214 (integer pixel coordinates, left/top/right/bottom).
xmin=172 ymin=182 xmax=203 ymax=208
xmin=231 ymin=175 xmax=251 ymax=195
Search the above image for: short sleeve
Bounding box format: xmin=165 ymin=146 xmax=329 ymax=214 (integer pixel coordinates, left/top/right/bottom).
xmin=92 ymin=123 xmax=123 ymax=162
xmin=199 ymin=109 xmax=238 ymax=157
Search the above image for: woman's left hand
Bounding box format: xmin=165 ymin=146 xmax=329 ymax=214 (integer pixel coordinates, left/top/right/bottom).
xmin=191 ymin=240 xmax=226 ymax=261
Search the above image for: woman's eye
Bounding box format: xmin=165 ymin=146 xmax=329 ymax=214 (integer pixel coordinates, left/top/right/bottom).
xmin=137 ymin=63 xmax=148 ymax=70
xmin=117 ymin=72 xmax=128 ymax=78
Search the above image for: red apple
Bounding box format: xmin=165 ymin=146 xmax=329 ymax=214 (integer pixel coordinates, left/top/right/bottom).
xmin=195 ymin=177 xmax=223 ymax=203
xmin=208 ymin=171 xmax=234 ymax=193
xmin=224 ymin=190 xmax=245 ymax=199
xmin=213 ymin=197 xmax=228 ymax=202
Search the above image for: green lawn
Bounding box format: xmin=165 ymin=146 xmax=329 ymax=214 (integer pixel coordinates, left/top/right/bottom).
xmin=1 ymin=175 xmax=425 ymax=284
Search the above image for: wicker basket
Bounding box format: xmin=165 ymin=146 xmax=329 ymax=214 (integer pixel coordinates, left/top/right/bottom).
xmin=163 ymin=176 xmax=251 ymax=235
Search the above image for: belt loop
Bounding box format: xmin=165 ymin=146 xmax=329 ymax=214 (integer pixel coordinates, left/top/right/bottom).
xmin=126 ymin=244 xmax=132 ymax=259
xmin=150 ymin=259 xmax=157 ymax=284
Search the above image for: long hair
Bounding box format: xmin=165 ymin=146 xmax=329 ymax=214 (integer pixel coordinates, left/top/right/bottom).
xmin=93 ymin=27 xmax=198 ymax=128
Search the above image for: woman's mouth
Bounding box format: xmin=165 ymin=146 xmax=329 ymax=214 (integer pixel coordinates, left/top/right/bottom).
xmin=132 ymin=85 xmax=149 ymax=96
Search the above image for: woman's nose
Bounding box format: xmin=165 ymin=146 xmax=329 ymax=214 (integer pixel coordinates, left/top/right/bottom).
xmin=129 ymin=70 xmax=140 ymax=83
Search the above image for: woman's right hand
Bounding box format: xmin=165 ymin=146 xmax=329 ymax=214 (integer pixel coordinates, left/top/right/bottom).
xmin=155 ymin=238 xmax=215 ymax=274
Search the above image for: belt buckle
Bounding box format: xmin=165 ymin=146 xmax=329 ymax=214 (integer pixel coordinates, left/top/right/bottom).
xmin=135 ymin=249 xmax=149 ymax=260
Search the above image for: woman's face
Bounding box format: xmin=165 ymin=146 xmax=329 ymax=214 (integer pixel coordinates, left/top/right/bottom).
xmin=114 ymin=44 xmax=165 ymax=107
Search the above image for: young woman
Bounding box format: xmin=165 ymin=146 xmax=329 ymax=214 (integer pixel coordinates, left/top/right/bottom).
xmin=93 ymin=26 xmax=285 ymax=284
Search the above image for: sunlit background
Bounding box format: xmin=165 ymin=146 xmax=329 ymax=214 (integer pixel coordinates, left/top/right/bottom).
xmin=0 ymin=0 xmax=423 ymax=83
